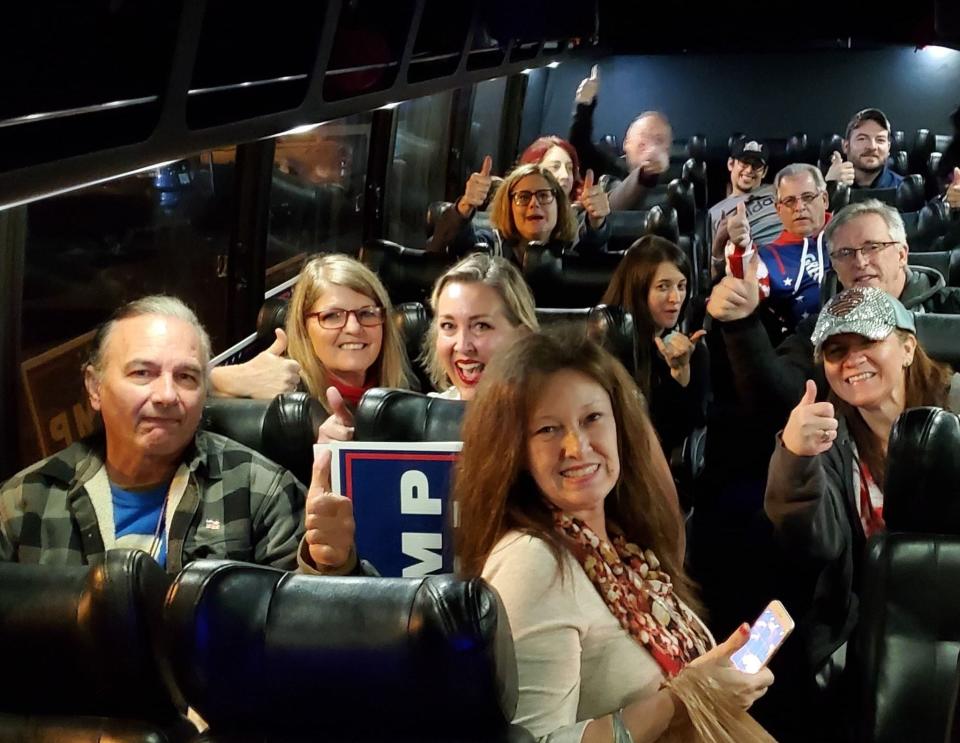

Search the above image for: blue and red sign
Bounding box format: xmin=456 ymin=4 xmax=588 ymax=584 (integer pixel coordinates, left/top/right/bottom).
xmin=325 ymin=441 xmax=462 ymax=577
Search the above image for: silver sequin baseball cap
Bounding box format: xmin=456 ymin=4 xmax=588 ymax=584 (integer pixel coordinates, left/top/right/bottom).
xmin=811 ymin=286 xmax=915 ymax=358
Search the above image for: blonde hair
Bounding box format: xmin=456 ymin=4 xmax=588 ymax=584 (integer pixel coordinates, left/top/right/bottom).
xmin=422 ymin=253 xmax=538 ymax=391
xmin=286 ymin=254 xmax=411 ymax=409
xmin=488 ymin=164 xmax=577 ymax=243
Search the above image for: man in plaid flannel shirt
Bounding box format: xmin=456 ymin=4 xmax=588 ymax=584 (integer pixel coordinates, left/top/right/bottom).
xmin=0 ymin=296 xmax=356 ymax=574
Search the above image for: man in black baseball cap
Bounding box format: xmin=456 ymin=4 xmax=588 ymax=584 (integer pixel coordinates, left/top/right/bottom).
xmin=708 ymin=137 xmax=782 ymax=276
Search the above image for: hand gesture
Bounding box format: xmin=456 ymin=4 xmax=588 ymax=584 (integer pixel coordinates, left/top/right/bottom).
xmin=458 ymin=155 xmax=494 ymax=217
xmin=304 ymin=446 xmax=356 ymax=570
xmin=316 ymin=386 xmax=356 ymax=443
xmin=781 ymin=380 xmax=838 ymax=456
xmin=579 ymin=169 xmax=610 ymax=227
xmin=575 ymin=64 xmax=600 ymax=105
xmin=688 ymin=624 xmax=775 ymax=710
xmin=825 ymin=151 xmax=855 ymax=186
xmin=210 ymin=328 xmax=301 ymax=399
xmin=946 ymin=167 xmax=960 ymax=210
xmin=655 ymin=330 xmax=706 ymax=370
xmin=727 ymin=201 xmax=751 ymax=249
xmin=706 ymin=249 xmax=761 ymax=322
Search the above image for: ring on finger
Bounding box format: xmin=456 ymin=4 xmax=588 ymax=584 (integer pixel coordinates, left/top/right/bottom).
xmin=819 ymin=429 xmax=831 ymax=443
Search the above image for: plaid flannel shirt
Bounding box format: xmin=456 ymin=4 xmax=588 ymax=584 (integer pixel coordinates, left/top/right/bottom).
xmin=0 ymin=430 xmax=306 ymax=573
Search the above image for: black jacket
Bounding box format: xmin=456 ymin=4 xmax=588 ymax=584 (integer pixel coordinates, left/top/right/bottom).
xmin=719 ymin=266 xmax=960 ymax=425
xmin=764 ymin=420 xmax=861 ymax=674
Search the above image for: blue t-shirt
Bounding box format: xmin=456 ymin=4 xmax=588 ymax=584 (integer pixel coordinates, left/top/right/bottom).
xmin=110 ymin=481 xmax=170 ymax=567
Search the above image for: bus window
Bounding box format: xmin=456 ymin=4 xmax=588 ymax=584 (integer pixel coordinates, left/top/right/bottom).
xmin=267 ymin=113 xmax=372 ymax=290
xmin=386 ymin=90 xmax=454 ymax=249
xmin=18 ymin=147 xmax=237 ymax=465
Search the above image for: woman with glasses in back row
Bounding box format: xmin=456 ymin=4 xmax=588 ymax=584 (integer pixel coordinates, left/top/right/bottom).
xmin=427 ymin=158 xmax=612 ymax=265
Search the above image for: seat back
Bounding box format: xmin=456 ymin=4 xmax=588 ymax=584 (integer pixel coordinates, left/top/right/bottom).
xmin=161 ymin=561 xmax=520 ymax=742
xmin=524 ymin=244 xmax=624 ymax=307
xmin=535 ymin=305 xmax=637 ymax=377
xmin=355 ymin=388 xmax=466 ymax=441
xmin=853 ymin=407 xmax=960 ymax=742
xmin=0 ymin=550 xmax=179 ymax=722
xmin=914 ymin=314 xmax=960 ymax=369
xmin=201 ymin=392 xmax=324 ymax=486
xmin=360 ymin=238 xmax=459 ymax=305
xmin=907 ymin=249 xmax=960 ymax=287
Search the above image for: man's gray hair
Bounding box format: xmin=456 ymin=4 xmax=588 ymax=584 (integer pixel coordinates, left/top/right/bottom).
xmin=823 ymin=199 xmax=908 ymax=247
xmin=85 ymin=295 xmax=212 ymax=383
xmin=774 ymin=163 xmax=827 ymax=196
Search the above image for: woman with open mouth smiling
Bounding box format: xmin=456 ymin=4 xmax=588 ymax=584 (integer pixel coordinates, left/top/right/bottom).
xmin=423 ymin=253 xmax=538 ymax=401
xmin=765 ymin=285 xmax=960 ymax=700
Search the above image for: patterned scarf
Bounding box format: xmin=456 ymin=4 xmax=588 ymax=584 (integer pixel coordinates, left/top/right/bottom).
xmin=555 ymin=510 xmax=711 ymax=677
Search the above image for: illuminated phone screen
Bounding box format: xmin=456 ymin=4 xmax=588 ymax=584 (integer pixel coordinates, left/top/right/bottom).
xmin=730 ymin=606 xmax=789 ymax=674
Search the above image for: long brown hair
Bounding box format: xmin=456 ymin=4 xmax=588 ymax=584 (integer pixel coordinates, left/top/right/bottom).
xmin=454 ymin=325 xmax=698 ymax=611
xmin=601 ymin=236 xmax=691 ymax=397
xmin=830 ymin=331 xmax=952 ymax=490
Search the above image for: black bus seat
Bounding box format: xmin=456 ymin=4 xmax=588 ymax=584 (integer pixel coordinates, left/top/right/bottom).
xmin=360 ymin=238 xmax=465 ymax=305
xmin=201 ymin=392 xmax=324 ymax=487
xmin=850 ymin=407 xmax=960 ymax=743
xmin=355 ymin=388 xmax=466 ymax=442
xmin=0 ymin=550 xmax=190 ymax=742
xmin=160 ymin=561 xmax=530 ymax=742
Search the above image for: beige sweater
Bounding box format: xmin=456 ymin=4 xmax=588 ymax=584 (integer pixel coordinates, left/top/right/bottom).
xmin=483 ymin=531 xmax=712 ymax=743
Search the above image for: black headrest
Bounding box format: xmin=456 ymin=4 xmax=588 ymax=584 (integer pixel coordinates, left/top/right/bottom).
xmin=890 ymin=150 xmax=909 ymax=175
xmin=355 ymin=388 xmax=466 ymax=441
xmin=0 ymin=550 xmax=178 ymax=721
xmin=891 ymin=130 xmax=906 ymax=153
xmin=786 ymin=132 xmax=810 ymax=163
xmin=907 ymin=249 xmax=960 ymax=287
xmin=394 ymin=300 xmax=433 ymax=390
xmin=820 ymin=133 xmax=844 ymax=162
xmin=848 ymin=187 xmax=897 ymax=207
xmin=897 ymin=174 xmax=926 ymax=212
xmin=605 ymin=210 xmax=651 ymax=252
xmin=914 ymin=312 xmax=960 ymax=368
xmin=885 ymin=407 xmax=960 ymax=534
xmin=201 ymin=392 xmax=324 ymax=486
xmin=667 ymin=178 xmax=695 ymax=235
xmin=161 ymin=561 xmax=518 ymax=741
xmin=686 ymin=134 xmax=707 ymax=162
xmin=536 ymin=305 xmax=637 ymax=376
xmin=426 ymin=200 xmax=451 ymax=238
xmin=252 ymin=295 xmax=290 ymax=353
xmin=524 ymin=244 xmax=625 ymax=307
xmin=360 ymin=239 xmax=459 ymax=305
xmin=646 ymin=204 xmax=681 ymax=243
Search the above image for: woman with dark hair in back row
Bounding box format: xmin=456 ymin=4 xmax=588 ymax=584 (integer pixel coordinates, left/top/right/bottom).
xmin=602 ymin=235 xmax=709 ymax=459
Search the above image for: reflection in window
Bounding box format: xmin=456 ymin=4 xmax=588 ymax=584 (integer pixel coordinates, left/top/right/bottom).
xmin=19 ymin=148 xmax=237 ymax=464
xmin=386 ymin=91 xmax=453 ymax=249
xmin=266 ymin=113 xmax=371 ymax=289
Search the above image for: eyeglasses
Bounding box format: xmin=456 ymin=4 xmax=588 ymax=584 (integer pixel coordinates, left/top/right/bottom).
xmin=511 ymin=189 xmax=556 ymax=207
xmin=829 ymin=241 xmax=899 ymax=264
xmin=776 ymin=191 xmax=823 ymax=210
xmin=737 ymin=159 xmax=766 ymax=173
xmin=305 ymin=306 xmax=385 ymax=329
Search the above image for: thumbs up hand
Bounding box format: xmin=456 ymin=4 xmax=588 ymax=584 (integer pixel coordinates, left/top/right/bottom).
xmin=579 ymin=168 xmax=611 ymax=228
xmin=706 ymin=249 xmax=762 ymax=322
xmin=946 ymin=167 xmax=960 ymax=210
xmin=575 ymin=65 xmax=600 ymax=105
xmin=458 ymin=155 xmax=495 ymax=217
xmin=304 ymin=447 xmax=356 ymax=570
xmin=781 ymin=380 xmax=838 ymax=456
xmin=208 ymin=327 xmax=301 ymax=399
xmin=825 ymin=151 xmax=855 ymax=186
xmin=727 ymin=201 xmax=752 ymax=248
xmin=316 ymin=386 xmax=356 ymax=443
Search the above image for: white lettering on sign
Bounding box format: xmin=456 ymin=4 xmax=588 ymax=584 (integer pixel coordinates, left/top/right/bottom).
xmin=402 ymin=533 xmax=443 ymax=576
xmin=400 ymin=470 xmax=441 ymax=515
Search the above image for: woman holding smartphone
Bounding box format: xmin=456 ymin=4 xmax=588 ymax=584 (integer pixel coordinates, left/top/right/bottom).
xmin=455 ymin=327 xmax=775 ymax=742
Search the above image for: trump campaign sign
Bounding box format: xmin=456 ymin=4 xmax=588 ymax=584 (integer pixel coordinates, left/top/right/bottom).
xmin=322 ymin=441 xmax=462 ymax=577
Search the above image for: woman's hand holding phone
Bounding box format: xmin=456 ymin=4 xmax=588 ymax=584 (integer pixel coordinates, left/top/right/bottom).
xmin=687 ymin=623 xmax=775 ymax=710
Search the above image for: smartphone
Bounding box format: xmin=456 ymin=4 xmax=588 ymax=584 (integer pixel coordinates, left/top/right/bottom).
xmin=730 ymin=600 xmax=795 ymax=674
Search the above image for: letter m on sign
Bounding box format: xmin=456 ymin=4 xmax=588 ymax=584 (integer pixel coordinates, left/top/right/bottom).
xmin=401 ymin=533 xmax=443 ymax=576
